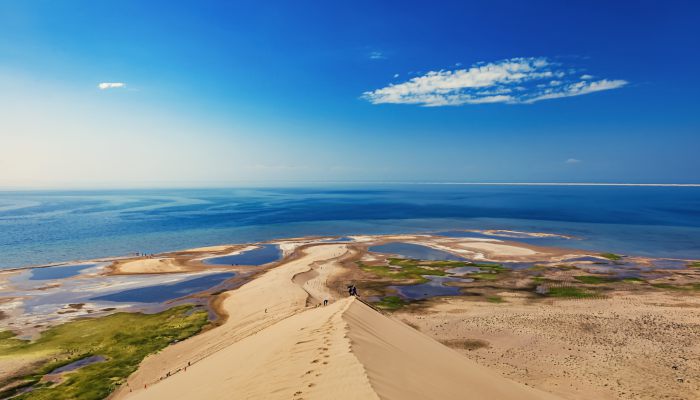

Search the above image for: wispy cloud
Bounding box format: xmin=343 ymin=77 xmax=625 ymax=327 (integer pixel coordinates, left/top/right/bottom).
xmin=369 ymin=51 xmax=386 ymax=60
xmin=565 ymin=158 xmax=581 ymax=164
xmin=362 ymin=57 xmax=627 ymax=106
xmin=98 ymin=82 xmax=126 ymax=90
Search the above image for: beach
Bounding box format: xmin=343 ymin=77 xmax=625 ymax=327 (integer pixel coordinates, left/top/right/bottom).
xmin=2 ymin=233 xmax=699 ymax=399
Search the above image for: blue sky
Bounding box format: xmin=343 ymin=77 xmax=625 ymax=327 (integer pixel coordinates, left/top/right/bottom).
xmin=0 ymin=0 xmax=698 ymax=187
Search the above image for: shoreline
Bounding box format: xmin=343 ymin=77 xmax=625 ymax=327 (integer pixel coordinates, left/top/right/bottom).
xmin=2 ymin=232 xmax=699 ymax=399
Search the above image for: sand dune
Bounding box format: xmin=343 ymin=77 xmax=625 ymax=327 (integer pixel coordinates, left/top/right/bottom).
xmin=118 ymin=243 xmax=559 ymax=400
xmin=111 ymin=258 xmax=188 ymax=274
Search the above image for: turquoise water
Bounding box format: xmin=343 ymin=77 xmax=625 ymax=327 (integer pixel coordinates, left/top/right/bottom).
xmin=1 ymin=185 xmax=699 ymax=269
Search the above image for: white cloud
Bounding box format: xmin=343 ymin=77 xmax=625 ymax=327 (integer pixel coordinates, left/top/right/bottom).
xmin=369 ymin=51 xmax=386 ymax=60
xmin=393 ymin=73 xmax=399 ymax=78
xmin=580 ymin=74 xmax=593 ymax=80
xmin=565 ymin=158 xmax=581 ymax=164
xmin=98 ymin=82 xmax=126 ymax=90
xmin=362 ymin=57 xmax=627 ymax=106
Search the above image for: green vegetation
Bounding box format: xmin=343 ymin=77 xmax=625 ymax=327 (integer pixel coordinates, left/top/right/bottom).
xmin=689 ymin=261 xmax=700 ymax=268
xmin=472 ymin=263 xmax=507 ymax=272
xmin=375 ymin=296 xmax=406 ymax=310
xmin=485 ymin=295 xmax=504 ymax=303
xmin=359 ymin=259 xmax=446 ymax=283
xmin=599 ymin=253 xmax=622 ymax=261
xmin=651 ymin=283 xmax=700 ymax=291
xmin=470 ymin=272 xmax=500 ymax=280
xmin=574 ymin=275 xmax=615 ymax=284
xmin=532 ymin=276 xmax=556 ymax=284
xmin=0 ymin=305 xmax=208 ymax=400
xmin=621 ymin=277 xmax=644 ymax=283
xmin=359 ymin=259 xmax=508 ymax=285
xmin=546 ymin=286 xmax=598 ymax=299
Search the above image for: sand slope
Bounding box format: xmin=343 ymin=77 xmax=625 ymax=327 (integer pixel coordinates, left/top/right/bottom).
xmin=345 ymin=300 xmax=557 ymax=399
xmin=119 ymin=243 xmax=559 ymax=400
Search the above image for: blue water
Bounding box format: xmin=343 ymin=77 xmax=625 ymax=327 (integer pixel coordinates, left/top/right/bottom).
xmin=390 ymin=276 xmax=471 ymax=300
xmin=369 ymin=242 xmax=465 ymax=261
xmin=29 ymin=263 xmax=98 ymax=280
xmin=203 ymin=244 xmax=281 ymax=266
xmin=91 ymin=272 xmax=235 ymax=303
xmin=1 ymin=185 xmax=699 ymax=269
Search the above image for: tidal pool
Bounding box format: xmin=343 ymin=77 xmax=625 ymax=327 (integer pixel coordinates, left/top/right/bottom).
xmin=49 ymin=355 xmax=106 ymax=374
xmin=91 ymin=272 xmax=235 ymax=303
xmin=369 ymin=242 xmax=465 ymax=261
xmin=203 ymin=244 xmax=281 ymax=266
xmin=390 ymin=275 xmax=473 ymax=300
xmin=652 ymin=259 xmax=689 ymax=270
xmin=29 ymin=263 xmax=99 ymax=280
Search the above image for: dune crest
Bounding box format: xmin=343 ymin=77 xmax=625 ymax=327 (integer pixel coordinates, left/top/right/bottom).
xmin=119 ymin=243 xmax=559 ymax=400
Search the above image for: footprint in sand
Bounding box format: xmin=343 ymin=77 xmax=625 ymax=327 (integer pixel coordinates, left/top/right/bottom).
xmin=311 ymin=359 xmax=320 ymax=364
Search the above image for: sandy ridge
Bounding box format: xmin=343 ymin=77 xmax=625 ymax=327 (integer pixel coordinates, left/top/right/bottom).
xmin=118 ymin=242 xmax=560 ymax=400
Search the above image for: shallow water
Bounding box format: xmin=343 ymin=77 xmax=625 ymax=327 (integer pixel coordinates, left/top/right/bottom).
xmin=445 ymin=266 xmax=481 ymax=275
xmin=369 ymin=242 xmax=465 ymax=261
xmin=50 ymin=355 xmax=106 ymax=374
xmin=652 ymin=259 xmax=689 ymax=270
xmin=29 ymin=263 xmax=98 ymax=280
xmin=390 ymin=275 xmax=473 ymax=300
xmin=2 ymin=185 xmax=700 ymax=269
xmin=91 ymin=272 xmax=235 ymax=303
xmin=203 ymin=244 xmax=281 ymax=266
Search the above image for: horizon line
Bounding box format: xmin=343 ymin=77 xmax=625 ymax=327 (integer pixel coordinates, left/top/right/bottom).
xmin=0 ymin=181 xmax=700 ymax=191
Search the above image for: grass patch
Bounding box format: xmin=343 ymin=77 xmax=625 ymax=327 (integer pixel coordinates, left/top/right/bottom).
xmin=359 ymin=259 xmax=447 ymax=283
xmin=485 ymin=295 xmax=504 ymax=303
xmin=546 ymin=286 xmax=597 ymax=299
xmin=0 ymin=305 xmax=208 ymax=400
xmin=532 ymin=276 xmax=556 ymax=284
xmin=470 ymin=272 xmax=500 ymax=280
xmin=574 ymin=275 xmax=615 ymax=284
xmin=599 ymin=253 xmax=622 ymax=261
xmin=689 ymin=261 xmax=700 ymax=268
xmin=375 ymin=296 xmax=407 ymax=310
xmin=651 ymin=283 xmax=700 ymax=291
xmin=470 ymin=263 xmax=507 ymax=272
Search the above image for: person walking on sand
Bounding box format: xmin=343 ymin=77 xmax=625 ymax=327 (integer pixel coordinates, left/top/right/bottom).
xmin=323 ymin=299 xmax=328 ymax=306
